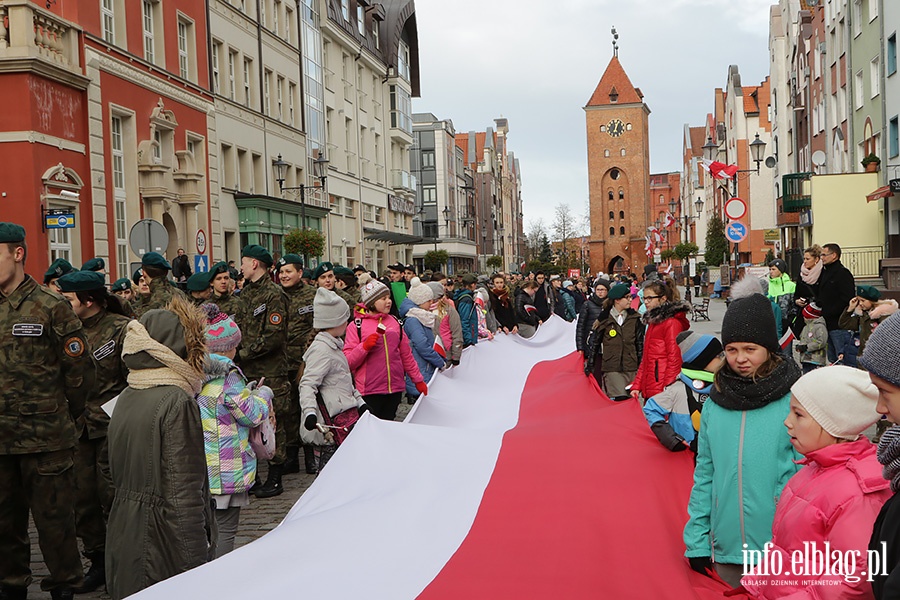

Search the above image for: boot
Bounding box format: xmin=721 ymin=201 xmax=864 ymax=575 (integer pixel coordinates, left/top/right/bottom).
xmin=73 ymin=552 xmax=105 ymax=594
xmin=50 ymin=590 xmax=74 ymax=600
xmin=282 ymin=446 xmax=300 ymax=475
xmin=303 ymin=445 xmax=318 ymax=474
xmin=0 ymin=586 xmax=27 ymax=600
xmin=253 ymin=464 xmax=284 ymax=498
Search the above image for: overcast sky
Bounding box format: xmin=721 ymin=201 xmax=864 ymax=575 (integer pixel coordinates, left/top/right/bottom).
xmin=413 ymin=0 xmax=774 ymax=232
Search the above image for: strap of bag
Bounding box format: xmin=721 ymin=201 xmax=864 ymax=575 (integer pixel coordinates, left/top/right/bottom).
xmin=355 ymin=317 xmax=362 ymax=343
xmin=315 ymin=391 xmax=334 ymax=427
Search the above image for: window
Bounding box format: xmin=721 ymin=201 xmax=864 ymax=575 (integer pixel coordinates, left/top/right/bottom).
xmin=177 ymin=18 xmax=194 ymax=81
xmin=264 ymin=69 xmax=272 ymax=114
xmin=853 ymin=0 xmax=861 ymax=36
xmin=101 ymin=0 xmax=115 ymax=43
xmin=619 ymin=211 xmax=625 ymax=219
xmin=341 ymin=0 xmax=349 ymax=20
xmin=277 ymin=75 xmax=284 ymax=120
xmin=619 ymin=189 xmax=624 ymax=199
xmin=259 ymin=0 xmax=266 ymax=27
xmin=273 ymin=0 xmax=280 ymax=35
xmin=422 ymin=185 xmax=437 ymax=204
xmin=375 ymin=206 xmax=384 ymax=224
xmin=889 ymin=34 xmax=897 ymax=76
xmin=49 ymin=217 xmax=72 ymax=262
xmin=373 ymin=21 xmax=379 ymax=49
xmin=422 ymin=151 xmax=435 ymax=168
xmin=288 ymin=82 xmax=296 ymax=126
xmin=211 ymin=42 xmax=221 ymax=94
xmin=389 ymin=85 xmax=411 ymax=133
xmin=111 ymin=115 xmax=128 ymax=278
xmin=855 ymin=70 xmax=864 ymax=108
xmin=243 ymin=58 xmax=252 ymax=107
xmin=330 ymin=195 xmax=341 ymax=215
xmin=152 ymin=130 xmax=162 ymax=162
xmin=398 ymin=39 xmax=410 ymax=81
xmin=607 ymin=191 xmax=613 ymax=200
xmin=608 ymin=211 xmax=614 ymax=220
xmin=285 ymin=5 xmax=292 ymax=43
xmin=604 ymin=149 xmax=610 ymax=157
xmin=620 ymin=226 xmax=626 ymax=235
xmin=228 ymin=51 xmax=236 ymax=100
xmin=609 ymin=227 xmax=615 ymax=236
xmin=891 ymin=117 xmax=899 ymax=158
xmin=871 ymin=57 xmax=880 ymax=97
xmin=357 ymin=4 xmax=365 ymax=36
xmin=363 ymin=203 xmax=374 ymax=222
xmin=345 ymin=199 xmax=355 ymax=218
xmin=870 ymin=0 xmax=878 ymax=21
xmin=142 ymin=1 xmax=154 ymax=63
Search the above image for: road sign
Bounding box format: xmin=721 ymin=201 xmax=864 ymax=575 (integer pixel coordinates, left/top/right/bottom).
xmin=724 ymin=197 xmax=747 ymax=221
xmin=726 ymin=222 xmax=748 ymax=243
xmin=194 ymin=254 xmax=209 ymax=273
xmin=45 ymin=213 xmax=75 ymax=229
xmin=129 ymin=219 xmax=168 ymax=256
xmin=567 ymin=269 xmax=581 ymax=279
xmin=196 ymin=229 xmax=207 ymax=255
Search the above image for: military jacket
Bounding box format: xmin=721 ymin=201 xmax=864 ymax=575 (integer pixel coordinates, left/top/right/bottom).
xmin=283 ymin=282 xmax=316 ymax=367
xmin=211 ymin=291 xmax=240 ymax=318
xmin=341 ymin=285 xmax=361 ymax=309
xmin=134 ymin=277 xmax=185 ymax=318
xmin=0 ymin=276 xmax=95 ymax=454
xmin=236 ymin=275 xmax=288 ymax=377
xmin=79 ymin=309 xmax=131 ymax=439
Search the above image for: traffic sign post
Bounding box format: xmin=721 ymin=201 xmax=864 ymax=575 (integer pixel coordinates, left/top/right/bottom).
xmin=725 ymin=222 xmax=747 ymax=243
xmin=129 ymin=219 xmax=169 ymax=257
xmin=196 ymin=229 xmax=207 ymax=255
xmin=194 ymin=254 xmax=209 ymax=273
xmin=724 ymin=197 xmax=747 ymax=221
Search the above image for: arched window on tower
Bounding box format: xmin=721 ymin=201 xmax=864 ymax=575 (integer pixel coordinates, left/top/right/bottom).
xmin=620 ymin=226 xmax=626 ymax=235
xmin=619 ymin=189 xmax=624 ymax=199
xmin=608 ymin=190 xmax=614 ymax=200
xmin=620 ymin=148 xmax=626 ymax=156
xmin=609 ymin=211 xmax=614 ymax=220
xmin=609 ymin=227 xmax=615 ymax=236
xmin=604 ymin=149 xmax=610 ymax=157
xmin=619 ymin=210 xmax=625 ymax=219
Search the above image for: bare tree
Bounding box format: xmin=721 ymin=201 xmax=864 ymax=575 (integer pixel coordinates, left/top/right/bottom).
xmin=525 ymin=218 xmax=547 ymax=262
xmin=553 ymin=203 xmax=579 ymax=266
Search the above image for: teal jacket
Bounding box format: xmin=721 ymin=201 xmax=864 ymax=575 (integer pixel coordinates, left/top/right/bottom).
xmin=683 ymin=392 xmax=801 ymax=564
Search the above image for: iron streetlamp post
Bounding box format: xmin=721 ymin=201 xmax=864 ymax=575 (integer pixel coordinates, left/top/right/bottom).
xmin=273 ymin=152 xmax=329 ymax=263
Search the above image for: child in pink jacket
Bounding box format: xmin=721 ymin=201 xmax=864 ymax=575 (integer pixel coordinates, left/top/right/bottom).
xmin=740 ymin=366 xmax=891 ymax=599
xmin=344 ymin=278 xmax=425 ymax=421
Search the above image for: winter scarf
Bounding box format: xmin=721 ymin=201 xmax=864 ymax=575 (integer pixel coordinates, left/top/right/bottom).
xmin=122 ymin=320 xmax=203 ymax=395
xmin=489 ymin=287 xmax=511 ymax=308
xmin=800 ymin=259 xmax=823 ymax=285
xmin=710 ymin=357 xmax=801 ymax=411
xmin=407 ymin=305 xmax=436 ymax=327
xmin=878 ymin=425 xmax=900 ymax=492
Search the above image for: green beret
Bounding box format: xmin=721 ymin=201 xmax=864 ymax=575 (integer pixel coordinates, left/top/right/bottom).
xmin=312 ymin=261 xmax=334 ymax=280
xmin=333 ymin=265 xmax=354 ymax=277
xmin=186 ymin=271 xmax=213 ymax=291
xmin=461 ymin=273 xmax=477 ymax=285
xmin=132 ymin=269 xmax=143 ymax=285
xmin=141 ymin=252 xmax=171 ymax=270
xmin=81 ymin=257 xmax=105 ymax=272
xmin=608 ymin=283 xmax=631 ymax=301
xmin=57 ymin=270 xmax=106 ymax=293
xmin=43 ymin=258 xmax=76 ymax=284
xmin=279 ymin=254 xmax=304 ymax=269
xmin=241 ymin=244 xmax=273 ymax=266
xmin=302 ymin=268 xmax=313 ymax=279
xmin=111 ymin=278 xmax=132 ymax=292
xmin=0 ymin=222 xmax=25 ymax=244
xmin=857 ymin=285 xmax=882 ymax=302
xmin=211 ymin=261 xmax=229 ymax=276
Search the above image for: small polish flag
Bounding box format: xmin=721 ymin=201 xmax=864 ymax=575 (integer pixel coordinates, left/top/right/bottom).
xmin=663 ymin=212 xmax=676 ymax=228
xmin=779 ymin=328 xmax=795 ymax=349
xmin=700 ymin=158 xmax=739 ymax=180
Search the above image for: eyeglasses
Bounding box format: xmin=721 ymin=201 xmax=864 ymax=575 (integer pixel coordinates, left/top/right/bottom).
xmin=821 ymin=252 xmax=834 ymax=257
xmin=643 ymin=295 xmax=662 ymax=300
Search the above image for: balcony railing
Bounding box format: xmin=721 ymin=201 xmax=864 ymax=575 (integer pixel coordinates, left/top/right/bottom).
xmin=782 ymin=172 xmax=813 ymax=212
xmin=843 ymin=245 xmax=884 ymax=279
xmin=391 ymin=169 xmax=416 ymax=193
xmin=0 ymin=1 xmax=83 ymax=76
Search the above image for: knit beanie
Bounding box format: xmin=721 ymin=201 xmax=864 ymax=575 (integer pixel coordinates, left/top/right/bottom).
xmin=721 ymin=293 xmax=779 ymax=352
xmin=859 ymin=312 xmax=900 ymax=386
xmin=407 ymin=277 xmax=434 ymax=306
xmin=202 ymin=304 xmax=242 ymax=353
xmin=802 ymin=302 xmax=823 ymax=320
xmin=427 ymin=281 xmax=445 ymax=298
xmin=676 ymin=331 xmax=724 ymax=372
xmin=360 ymin=278 xmax=390 ymax=306
xmin=313 ymin=288 xmax=350 ymax=329
xmin=594 ymin=278 xmax=611 ymax=291
xmin=791 ymin=365 xmax=880 ymax=440
xmin=769 ymin=258 xmax=788 ymax=276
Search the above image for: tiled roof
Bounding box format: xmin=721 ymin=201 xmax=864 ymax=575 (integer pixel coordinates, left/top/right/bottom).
xmin=586 ymin=56 xmax=644 ymax=107
xmin=689 ymin=127 xmax=706 ymax=156
xmin=743 ymin=86 xmax=760 ymax=114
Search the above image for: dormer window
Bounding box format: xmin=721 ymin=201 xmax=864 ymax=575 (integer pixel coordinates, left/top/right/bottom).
xmin=609 ymin=86 xmax=618 ymax=103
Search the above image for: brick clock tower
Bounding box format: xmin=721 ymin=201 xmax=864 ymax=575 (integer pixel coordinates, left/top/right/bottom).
xmin=584 ymin=48 xmax=652 ymax=276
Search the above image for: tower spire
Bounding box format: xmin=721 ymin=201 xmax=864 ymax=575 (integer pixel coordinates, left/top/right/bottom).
xmin=611 ymin=26 xmax=619 ymax=58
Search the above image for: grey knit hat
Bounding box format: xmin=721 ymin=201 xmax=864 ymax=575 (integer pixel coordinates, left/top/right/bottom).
xmin=721 ymin=293 xmax=779 ymax=353
xmin=313 ymin=288 xmax=350 ymax=329
xmin=427 ymin=281 xmax=445 ymax=298
xmin=860 ymin=312 xmax=900 ymax=386
xmin=360 ymin=278 xmax=390 ymax=306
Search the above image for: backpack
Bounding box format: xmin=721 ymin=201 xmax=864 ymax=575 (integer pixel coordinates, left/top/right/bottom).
xmin=249 ymin=391 xmax=276 ymax=460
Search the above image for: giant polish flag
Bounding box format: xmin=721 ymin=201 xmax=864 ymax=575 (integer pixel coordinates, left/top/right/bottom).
xmin=132 ymin=317 xmax=742 ymax=599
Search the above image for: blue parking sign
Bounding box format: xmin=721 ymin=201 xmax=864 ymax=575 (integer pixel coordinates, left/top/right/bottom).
xmin=194 ymin=254 xmax=209 ymax=273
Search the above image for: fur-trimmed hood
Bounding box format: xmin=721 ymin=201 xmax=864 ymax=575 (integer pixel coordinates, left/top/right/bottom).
xmin=642 ymin=301 xmax=691 ymax=325
xmin=870 ymin=299 xmax=899 ymax=321
xmin=202 ymin=353 xmax=234 ymax=381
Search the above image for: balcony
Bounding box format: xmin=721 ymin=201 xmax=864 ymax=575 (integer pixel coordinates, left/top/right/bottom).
xmin=782 ymin=172 xmax=813 ymax=212
xmin=391 ymin=169 xmax=416 ymax=194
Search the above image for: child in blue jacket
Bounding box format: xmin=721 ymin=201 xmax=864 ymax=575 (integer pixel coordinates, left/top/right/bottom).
xmin=400 ymin=279 xmax=445 ymax=402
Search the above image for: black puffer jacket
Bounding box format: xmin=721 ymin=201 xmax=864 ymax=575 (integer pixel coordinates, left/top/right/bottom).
xmin=515 ymin=288 xmax=539 ymax=327
xmin=575 ymin=294 xmax=609 ymax=352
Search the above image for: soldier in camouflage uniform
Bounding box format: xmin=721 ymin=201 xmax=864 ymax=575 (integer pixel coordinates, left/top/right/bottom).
xmin=334 ymin=265 xmax=361 ymax=308
xmin=186 ymin=271 xmax=214 ymax=307
xmin=236 ymin=245 xmax=292 ymax=498
xmin=43 ymin=258 xmax=77 ymax=293
xmin=57 ymin=271 xmax=131 ymax=594
xmin=110 ymin=277 xmax=135 ymax=318
xmin=0 ymin=223 xmax=96 ymax=600
xmin=134 ymin=252 xmax=185 ymax=318
xmin=313 ymin=262 xmax=355 ymax=308
xmin=209 ymin=261 xmax=240 ymax=317
xmin=275 ymin=254 xmax=317 ymax=474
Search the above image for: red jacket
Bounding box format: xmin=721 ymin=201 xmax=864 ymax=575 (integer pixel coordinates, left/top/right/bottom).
xmin=630 ymin=302 xmax=690 ymax=398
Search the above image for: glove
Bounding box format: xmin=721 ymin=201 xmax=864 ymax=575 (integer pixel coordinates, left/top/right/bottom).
xmin=796 ymin=344 xmax=808 ymax=353
xmin=358 ymin=404 xmax=369 ymax=417
xmin=255 ymin=385 xmax=274 ymax=403
xmin=415 ymin=381 xmax=428 ymax=396
xmin=670 ymin=436 xmax=688 ymax=452
xmin=362 ymin=333 xmax=380 ymax=351
xmin=304 ymin=414 xmax=318 ymax=431
xmin=688 ymin=556 xmax=714 ymax=577
xmin=450 ymin=359 xmax=460 ymax=366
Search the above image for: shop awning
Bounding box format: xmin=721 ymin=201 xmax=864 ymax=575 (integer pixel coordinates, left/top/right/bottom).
xmin=866 ymin=185 xmax=894 ymax=202
xmin=363 ymin=227 xmax=423 ymax=245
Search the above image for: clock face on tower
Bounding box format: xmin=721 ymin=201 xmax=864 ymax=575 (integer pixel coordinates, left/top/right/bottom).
xmin=607 ymin=119 xmax=625 ymax=137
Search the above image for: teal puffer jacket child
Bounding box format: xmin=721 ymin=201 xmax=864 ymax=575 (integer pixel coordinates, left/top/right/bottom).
xmin=684 ymin=391 xmax=801 ymax=564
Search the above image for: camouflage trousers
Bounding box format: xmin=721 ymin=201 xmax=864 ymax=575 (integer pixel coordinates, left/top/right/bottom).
xmin=0 ymin=449 xmax=83 ymax=591
xmin=247 ymin=376 xmax=296 ymax=466
xmin=73 ymin=434 xmax=112 ymax=556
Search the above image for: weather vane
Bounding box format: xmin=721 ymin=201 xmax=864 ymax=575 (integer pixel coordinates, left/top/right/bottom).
xmin=611 ymin=26 xmax=619 ymax=57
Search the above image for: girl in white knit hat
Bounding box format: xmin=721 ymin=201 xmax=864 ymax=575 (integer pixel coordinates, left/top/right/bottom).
xmin=740 ymin=366 xmax=890 ymax=599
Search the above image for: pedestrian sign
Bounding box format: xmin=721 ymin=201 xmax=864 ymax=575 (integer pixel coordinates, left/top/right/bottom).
xmin=725 ymin=222 xmax=747 ymax=243
xmin=194 ymin=254 xmax=209 ymax=273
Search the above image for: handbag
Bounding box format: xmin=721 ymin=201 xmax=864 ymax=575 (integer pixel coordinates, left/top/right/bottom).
xmin=316 ymin=393 xmax=360 ymax=446
xmin=249 ymin=394 xmax=276 ymax=460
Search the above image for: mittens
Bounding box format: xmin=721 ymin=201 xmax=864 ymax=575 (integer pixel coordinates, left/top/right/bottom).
xmin=362 ymin=333 xmax=380 ymax=351
xmin=415 ymin=381 xmax=428 ymax=396
xmin=304 ymin=414 xmax=318 ymax=431
xmin=688 ymin=556 xmax=713 ymax=577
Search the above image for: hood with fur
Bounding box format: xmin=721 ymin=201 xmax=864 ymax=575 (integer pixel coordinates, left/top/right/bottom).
xmin=870 ymin=299 xmax=899 ymax=321
xmin=202 ymin=353 xmax=234 ymax=382
xmin=642 ymin=301 xmax=691 ymax=325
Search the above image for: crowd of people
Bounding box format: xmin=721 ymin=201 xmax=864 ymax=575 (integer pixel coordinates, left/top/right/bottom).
xmin=5 ymin=216 xmax=900 ymax=599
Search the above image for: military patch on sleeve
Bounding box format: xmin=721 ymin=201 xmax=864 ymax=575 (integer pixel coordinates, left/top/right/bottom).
xmin=269 ymin=312 xmax=283 ymax=325
xmin=64 ymin=337 xmax=85 ymax=358
xmin=12 ymin=323 xmax=43 ymax=336
xmin=298 ymin=305 xmax=314 ymax=316
xmin=253 ymin=303 xmax=267 ymax=317
xmin=92 ymin=339 xmax=116 ymax=361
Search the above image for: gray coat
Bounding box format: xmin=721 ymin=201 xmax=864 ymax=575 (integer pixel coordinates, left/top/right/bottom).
xmin=106 ymin=352 xmax=213 ymax=599
xmin=299 ymin=332 xmax=364 ymax=443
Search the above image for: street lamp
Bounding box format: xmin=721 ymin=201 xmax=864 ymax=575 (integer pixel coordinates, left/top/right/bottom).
xmin=702 ymin=136 xmax=719 ymax=161
xmin=273 ymin=151 xmax=329 ymax=233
